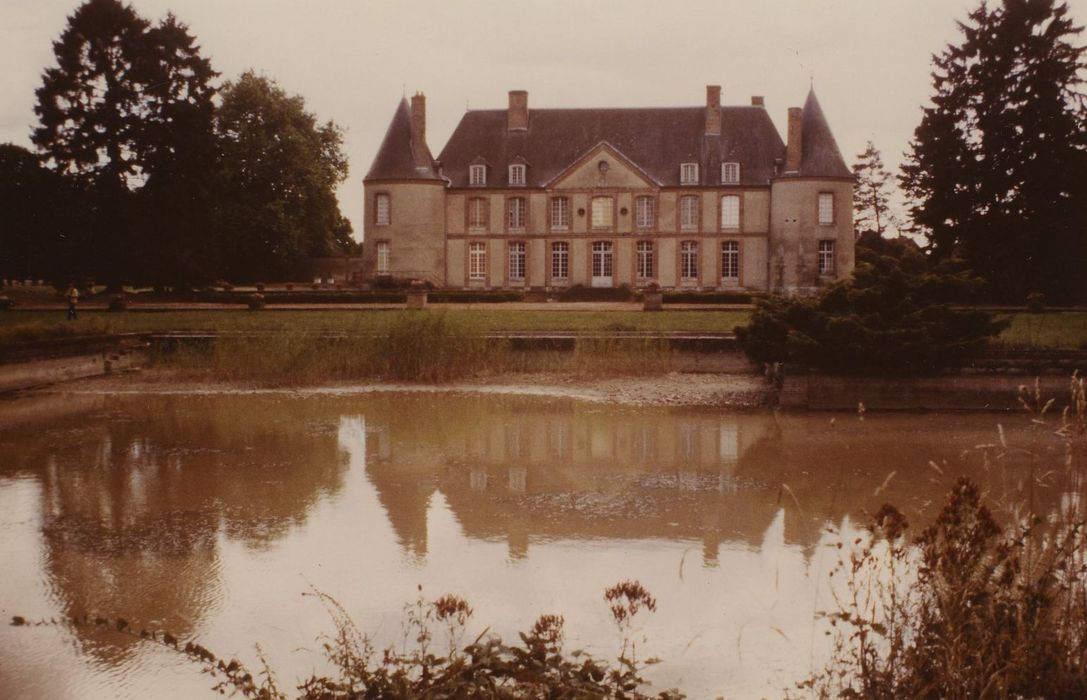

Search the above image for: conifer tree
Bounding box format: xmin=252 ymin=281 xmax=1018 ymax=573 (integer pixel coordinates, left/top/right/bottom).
xmin=900 ymin=0 xmax=1087 ymax=303
xmin=852 ymin=141 xmax=898 ymax=238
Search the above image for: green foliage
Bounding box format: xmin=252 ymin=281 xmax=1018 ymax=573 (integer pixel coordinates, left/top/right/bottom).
xmin=216 ymin=72 xmax=353 ymax=282
xmin=735 ymin=249 xmax=1008 ymax=373
xmin=900 ymin=0 xmax=1087 ymax=303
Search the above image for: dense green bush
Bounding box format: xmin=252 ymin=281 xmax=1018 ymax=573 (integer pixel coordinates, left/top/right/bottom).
xmin=735 ymin=247 xmax=1007 ymax=373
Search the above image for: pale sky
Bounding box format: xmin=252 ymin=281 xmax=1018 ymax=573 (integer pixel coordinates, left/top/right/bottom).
xmin=3 ymin=0 xmax=1086 ymax=241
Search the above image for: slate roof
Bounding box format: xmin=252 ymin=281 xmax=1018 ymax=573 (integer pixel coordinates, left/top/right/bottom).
xmin=364 ymin=98 xmax=441 ymax=182
xmin=797 ymin=89 xmax=851 ymax=179
xmin=437 ymin=105 xmax=786 ymax=188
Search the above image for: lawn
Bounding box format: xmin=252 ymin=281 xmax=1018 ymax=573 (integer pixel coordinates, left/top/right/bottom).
xmin=0 ymin=308 xmax=752 ymax=345
xmin=2 ymin=308 xmax=1086 ymax=349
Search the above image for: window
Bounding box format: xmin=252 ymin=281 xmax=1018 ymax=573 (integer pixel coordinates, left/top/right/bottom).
xmin=681 ymin=162 xmax=699 ymax=184
xmin=721 ymin=162 xmax=740 ymax=184
xmin=635 ymin=196 xmax=654 ymax=229
xmin=469 ymin=242 xmax=487 ymax=280
xmin=468 ymin=197 xmax=488 ymax=230
xmin=636 ymin=240 xmax=654 ymax=279
xmin=720 ymin=194 xmax=740 ymax=230
xmin=680 ymin=195 xmax=699 ymax=230
xmin=818 ymin=192 xmax=834 ymax=225
xmin=509 ymin=164 xmax=526 ymax=186
xmin=591 ymin=196 xmax=613 ymax=229
xmin=680 ymin=240 xmax=699 ymax=280
xmin=375 ymin=193 xmax=390 ymax=225
xmin=507 ymin=197 xmax=526 ymax=230
xmin=508 ymin=242 xmax=526 ymax=280
xmin=551 ymin=241 xmax=569 ymax=279
xmin=550 ymin=196 xmax=569 ymax=230
xmin=721 ymin=241 xmax=739 ymax=280
xmin=470 ymin=164 xmax=486 ymax=186
xmin=592 ymin=241 xmax=613 ymax=278
xmin=376 ymin=241 xmax=390 ymax=275
xmin=818 ymin=240 xmax=835 ymax=275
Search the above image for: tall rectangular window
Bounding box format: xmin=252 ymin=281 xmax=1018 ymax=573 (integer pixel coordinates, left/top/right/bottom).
xmin=376 ymin=241 xmax=390 ymax=274
xmin=721 ymin=162 xmax=740 ymax=184
xmin=680 ymin=240 xmax=699 ymax=280
xmin=507 ymin=197 xmax=526 ymax=230
xmin=375 ymin=193 xmax=390 ymax=225
xmin=818 ymin=240 xmax=835 ymax=275
xmin=551 ymin=241 xmax=569 ymax=279
xmin=509 ymin=164 xmax=525 ymax=186
xmin=470 ymin=164 xmax=486 ymax=186
xmin=468 ymin=197 xmax=488 ymax=230
xmin=720 ymin=194 xmax=740 ymax=230
xmin=591 ymin=196 xmax=613 ymax=229
xmin=637 ymin=240 xmax=654 ymax=279
xmin=469 ymin=242 xmax=487 ymax=280
xmin=550 ymin=197 xmax=569 ymax=230
xmin=635 ymin=196 xmax=654 ymax=229
xmin=508 ymin=242 xmax=526 ymax=280
xmin=721 ymin=241 xmax=739 ymax=280
xmin=680 ymin=195 xmax=699 ymax=230
xmin=681 ymin=163 xmax=699 ymax=184
xmin=818 ymin=192 xmax=835 ymax=225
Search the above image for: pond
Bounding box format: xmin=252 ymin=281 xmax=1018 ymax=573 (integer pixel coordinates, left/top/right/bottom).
xmin=0 ymin=390 xmax=1079 ymax=698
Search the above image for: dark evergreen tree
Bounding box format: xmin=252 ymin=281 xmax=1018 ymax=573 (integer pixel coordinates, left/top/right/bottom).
xmin=0 ymin=144 xmax=83 ymax=282
xmin=901 ymin=0 xmax=1087 ymax=303
xmin=215 ymin=72 xmax=353 ymax=282
xmin=32 ymin=0 xmax=218 ymax=286
xmin=852 ymin=141 xmax=898 ymax=238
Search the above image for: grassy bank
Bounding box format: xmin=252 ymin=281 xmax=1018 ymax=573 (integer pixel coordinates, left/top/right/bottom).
xmin=150 ymin=313 xmax=681 ymax=383
xmin=3 ymin=308 xmax=1087 ymax=350
xmin=0 ymin=309 xmax=749 ymax=344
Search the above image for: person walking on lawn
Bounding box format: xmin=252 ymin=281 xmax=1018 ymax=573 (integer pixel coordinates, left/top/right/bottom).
xmin=65 ymin=282 xmax=79 ymax=320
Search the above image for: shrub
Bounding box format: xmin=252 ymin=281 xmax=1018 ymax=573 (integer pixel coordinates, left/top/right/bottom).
xmin=735 ymin=248 xmax=1007 ymax=373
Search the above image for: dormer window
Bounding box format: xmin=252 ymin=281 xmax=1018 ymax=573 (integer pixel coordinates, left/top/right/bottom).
xmin=721 ymin=162 xmax=740 ymax=184
xmin=469 ymin=164 xmax=487 ymax=186
xmin=681 ymin=162 xmax=699 ymax=185
xmin=509 ymin=164 xmax=526 ymax=186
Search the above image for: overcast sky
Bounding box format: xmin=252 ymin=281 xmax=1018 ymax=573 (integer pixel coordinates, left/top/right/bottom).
xmin=3 ymin=0 xmax=1086 ymax=241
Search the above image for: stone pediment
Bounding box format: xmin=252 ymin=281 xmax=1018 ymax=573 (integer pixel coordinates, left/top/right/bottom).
xmin=545 ymin=142 xmax=658 ymax=190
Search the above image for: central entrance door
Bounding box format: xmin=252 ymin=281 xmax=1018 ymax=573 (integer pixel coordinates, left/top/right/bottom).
xmin=591 ymin=241 xmax=613 ymax=287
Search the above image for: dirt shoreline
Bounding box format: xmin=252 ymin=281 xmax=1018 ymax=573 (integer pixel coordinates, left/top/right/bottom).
xmin=29 ymin=368 xmax=772 ymax=408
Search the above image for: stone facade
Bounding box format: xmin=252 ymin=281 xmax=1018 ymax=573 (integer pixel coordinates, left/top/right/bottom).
xmin=363 ymin=87 xmax=854 ymax=294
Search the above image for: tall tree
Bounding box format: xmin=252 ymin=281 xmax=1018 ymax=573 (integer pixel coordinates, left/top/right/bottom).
xmin=852 ymin=141 xmax=898 ymax=238
xmin=216 ymin=72 xmax=353 ymax=282
xmin=900 ymin=0 xmax=1087 ymax=303
xmin=0 ymin=144 xmax=82 ymax=282
xmin=32 ymin=0 xmax=218 ymax=285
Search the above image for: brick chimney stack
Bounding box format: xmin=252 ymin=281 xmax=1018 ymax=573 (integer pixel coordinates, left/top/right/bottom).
xmin=508 ymin=90 xmax=529 ymax=131
xmin=705 ymin=85 xmax=721 ymax=136
xmin=410 ymin=92 xmax=429 ymax=168
xmin=751 ymin=96 xmax=764 ymax=107
xmin=785 ymin=107 xmax=803 ymax=173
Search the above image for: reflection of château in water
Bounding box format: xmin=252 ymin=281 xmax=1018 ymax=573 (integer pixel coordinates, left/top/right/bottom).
xmin=0 ymin=395 xmax=349 ymax=660
xmin=361 ymin=395 xmax=1076 ymax=565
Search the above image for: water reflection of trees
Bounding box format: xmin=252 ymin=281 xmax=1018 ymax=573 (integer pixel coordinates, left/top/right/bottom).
xmin=360 ymin=397 xmax=1083 ymax=565
xmin=0 ymin=395 xmax=349 ymax=660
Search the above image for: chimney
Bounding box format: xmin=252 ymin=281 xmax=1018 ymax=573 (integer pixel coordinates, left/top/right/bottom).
xmin=785 ymin=106 xmax=803 ymax=173
xmin=410 ymin=92 xmax=429 ymax=168
xmin=508 ymin=90 xmax=529 ymax=131
xmin=705 ymin=85 xmax=721 ymax=136
xmin=751 ymin=96 xmax=764 ymax=107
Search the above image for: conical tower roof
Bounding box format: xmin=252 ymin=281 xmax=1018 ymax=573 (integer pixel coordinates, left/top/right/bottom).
xmin=364 ymin=98 xmax=441 ymax=182
xmin=798 ymin=88 xmax=851 ymax=178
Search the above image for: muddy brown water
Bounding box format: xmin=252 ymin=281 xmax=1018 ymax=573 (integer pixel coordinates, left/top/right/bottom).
xmin=0 ymin=391 xmax=1081 ymax=699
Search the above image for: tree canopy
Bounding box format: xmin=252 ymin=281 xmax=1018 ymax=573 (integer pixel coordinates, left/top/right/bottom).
xmin=900 ymin=0 xmax=1087 ymax=303
xmin=216 ymin=72 xmax=353 ymax=282
xmin=852 ymin=141 xmax=898 ymax=238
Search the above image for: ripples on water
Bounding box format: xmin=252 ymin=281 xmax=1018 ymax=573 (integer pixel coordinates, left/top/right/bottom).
xmin=0 ymin=392 xmax=1080 ymax=699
